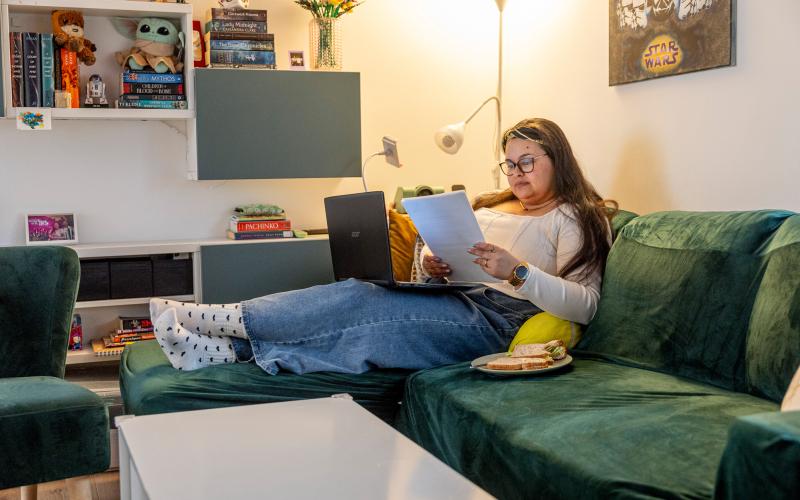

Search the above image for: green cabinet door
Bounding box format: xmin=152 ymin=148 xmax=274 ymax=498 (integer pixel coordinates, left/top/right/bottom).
xmin=200 ymin=239 xmax=335 ymax=304
xmin=195 ymin=69 xmax=362 ymax=180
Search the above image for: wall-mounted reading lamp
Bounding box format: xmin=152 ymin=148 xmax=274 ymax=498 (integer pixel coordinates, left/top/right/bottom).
xmin=434 ymin=0 xmax=507 ymax=188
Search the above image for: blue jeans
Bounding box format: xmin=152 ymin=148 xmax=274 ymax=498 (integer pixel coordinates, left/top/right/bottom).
xmin=236 ymin=278 xmax=542 ymax=375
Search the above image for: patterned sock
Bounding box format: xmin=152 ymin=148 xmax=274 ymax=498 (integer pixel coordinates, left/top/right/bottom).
xmin=149 ymin=299 xmax=247 ymax=339
xmin=154 ymin=308 xmax=237 ymax=371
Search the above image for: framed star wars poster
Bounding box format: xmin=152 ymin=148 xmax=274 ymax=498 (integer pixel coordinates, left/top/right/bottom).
xmin=609 ymin=0 xmax=736 ymax=86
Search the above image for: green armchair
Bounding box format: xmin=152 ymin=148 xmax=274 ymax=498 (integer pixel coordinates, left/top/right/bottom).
xmin=0 ymin=246 xmax=110 ymax=491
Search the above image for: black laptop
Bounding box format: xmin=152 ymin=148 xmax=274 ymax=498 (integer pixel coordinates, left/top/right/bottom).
xmin=324 ymin=192 xmax=473 ymax=289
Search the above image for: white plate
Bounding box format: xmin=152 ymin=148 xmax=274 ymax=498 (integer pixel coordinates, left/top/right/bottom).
xmin=470 ymin=353 xmax=573 ymax=376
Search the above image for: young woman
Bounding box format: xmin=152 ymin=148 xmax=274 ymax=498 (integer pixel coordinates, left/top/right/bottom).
xmin=151 ymin=118 xmax=617 ymax=374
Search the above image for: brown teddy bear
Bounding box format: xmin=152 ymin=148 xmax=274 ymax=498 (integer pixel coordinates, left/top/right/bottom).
xmin=51 ymin=10 xmax=97 ymax=65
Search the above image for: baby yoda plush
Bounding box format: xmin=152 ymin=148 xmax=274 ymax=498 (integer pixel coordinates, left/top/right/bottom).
xmin=112 ymin=17 xmax=184 ymax=74
xmin=219 ymin=0 xmax=250 ymax=8
xmin=51 ymin=10 xmax=97 ymax=65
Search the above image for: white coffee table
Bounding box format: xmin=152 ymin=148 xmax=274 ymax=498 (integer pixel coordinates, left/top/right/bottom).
xmin=118 ymin=397 xmax=494 ymax=499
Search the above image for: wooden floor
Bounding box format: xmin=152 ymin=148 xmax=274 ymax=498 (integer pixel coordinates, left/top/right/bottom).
xmin=0 ymin=472 xmax=119 ymax=500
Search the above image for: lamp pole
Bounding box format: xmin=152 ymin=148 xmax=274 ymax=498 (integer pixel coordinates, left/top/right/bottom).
xmin=493 ymin=0 xmax=506 ymax=188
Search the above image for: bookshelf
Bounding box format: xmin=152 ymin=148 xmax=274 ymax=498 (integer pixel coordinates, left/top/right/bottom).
xmin=0 ymin=0 xmax=198 ymax=178
xmin=65 ymin=236 xmax=332 ymax=366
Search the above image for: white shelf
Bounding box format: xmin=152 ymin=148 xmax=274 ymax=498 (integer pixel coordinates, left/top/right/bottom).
xmin=69 ymin=235 xmax=329 ymax=259
xmin=5 ymin=106 xmax=194 ymax=120
xmin=76 ymin=294 xmax=194 ymax=309
xmin=2 ymin=0 xmax=191 ymax=17
xmin=66 ymin=348 xmax=121 ymax=365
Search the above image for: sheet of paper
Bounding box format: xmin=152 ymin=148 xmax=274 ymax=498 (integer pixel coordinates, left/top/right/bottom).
xmin=402 ymin=191 xmax=500 ymax=283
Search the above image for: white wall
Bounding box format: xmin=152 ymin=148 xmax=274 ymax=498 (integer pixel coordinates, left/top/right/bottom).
xmin=3 ymin=1 xmax=798 ymax=247
xmin=503 ymin=0 xmax=800 ymax=215
xmin=0 ymin=0 xmax=501 ymax=246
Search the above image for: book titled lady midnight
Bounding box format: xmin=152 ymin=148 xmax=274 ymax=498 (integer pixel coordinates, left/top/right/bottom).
xmin=22 ymin=32 xmax=41 ymax=107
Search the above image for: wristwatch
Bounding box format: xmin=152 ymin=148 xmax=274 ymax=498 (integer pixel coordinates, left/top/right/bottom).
xmin=508 ymin=261 xmax=530 ymax=289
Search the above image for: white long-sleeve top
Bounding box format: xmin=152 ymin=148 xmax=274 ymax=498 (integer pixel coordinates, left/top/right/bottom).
xmin=422 ymin=204 xmax=604 ymax=325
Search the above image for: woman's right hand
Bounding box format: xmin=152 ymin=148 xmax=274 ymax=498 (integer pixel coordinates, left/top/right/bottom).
xmin=422 ymin=254 xmax=451 ymax=279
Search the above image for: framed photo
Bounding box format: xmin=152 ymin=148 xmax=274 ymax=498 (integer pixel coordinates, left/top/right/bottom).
xmin=25 ymin=213 xmax=79 ymax=245
xmin=289 ymin=50 xmax=306 ymax=71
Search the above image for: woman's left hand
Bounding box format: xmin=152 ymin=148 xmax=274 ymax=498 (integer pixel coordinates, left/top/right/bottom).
xmin=467 ymin=242 xmax=520 ymax=281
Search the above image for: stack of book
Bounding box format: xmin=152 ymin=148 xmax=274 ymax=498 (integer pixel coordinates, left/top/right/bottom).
xmin=227 ymin=212 xmax=294 ymax=240
xmin=204 ymin=8 xmax=276 ymax=69
xmin=118 ymin=70 xmax=187 ymax=110
xmin=9 ymin=32 xmax=79 ymax=108
xmin=91 ymin=316 xmax=156 ymax=356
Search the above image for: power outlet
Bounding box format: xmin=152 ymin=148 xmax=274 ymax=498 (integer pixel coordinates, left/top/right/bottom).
xmin=382 ymin=136 xmax=401 ymax=167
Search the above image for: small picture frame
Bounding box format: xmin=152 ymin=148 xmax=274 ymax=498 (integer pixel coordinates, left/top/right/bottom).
xmin=25 ymin=213 xmax=79 ymax=245
xmin=289 ymin=50 xmax=306 ymax=71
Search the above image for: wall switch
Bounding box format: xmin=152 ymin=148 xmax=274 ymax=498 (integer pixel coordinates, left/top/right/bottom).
xmin=382 ymin=136 xmax=401 ymax=167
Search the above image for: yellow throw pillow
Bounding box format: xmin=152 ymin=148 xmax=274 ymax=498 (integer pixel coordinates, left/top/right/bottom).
xmin=388 ymin=209 xmax=418 ymax=282
xmin=782 ymin=363 xmax=800 ymax=412
xmin=508 ymin=312 xmax=582 ymax=353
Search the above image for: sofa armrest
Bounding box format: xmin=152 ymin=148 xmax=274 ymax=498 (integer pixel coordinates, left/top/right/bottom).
xmin=714 ymin=411 xmax=800 ymax=500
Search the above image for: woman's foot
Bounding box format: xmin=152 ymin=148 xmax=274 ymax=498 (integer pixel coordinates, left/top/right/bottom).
xmin=154 ymin=308 xmax=237 ymax=371
xmin=149 ymin=299 xmax=248 ymax=339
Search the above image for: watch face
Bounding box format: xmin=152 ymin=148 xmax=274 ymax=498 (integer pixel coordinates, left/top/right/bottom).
xmin=515 ymin=264 xmax=529 ymax=280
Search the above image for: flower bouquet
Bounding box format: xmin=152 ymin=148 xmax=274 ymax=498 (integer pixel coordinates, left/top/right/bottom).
xmin=295 ymin=0 xmax=363 ymax=69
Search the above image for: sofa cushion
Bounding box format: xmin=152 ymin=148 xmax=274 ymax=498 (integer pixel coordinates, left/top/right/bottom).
xmin=0 ymin=377 xmax=109 ymax=489
xmin=398 ymin=358 xmax=776 ymax=500
xmin=745 ymin=215 xmax=800 ymax=402
xmin=578 ymin=210 xmax=793 ymax=392
xmin=121 ymin=340 xmax=411 ymax=424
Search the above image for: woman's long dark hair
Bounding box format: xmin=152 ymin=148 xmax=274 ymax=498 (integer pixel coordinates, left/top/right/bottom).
xmin=473 ymin=118 xmax=618 ymax=282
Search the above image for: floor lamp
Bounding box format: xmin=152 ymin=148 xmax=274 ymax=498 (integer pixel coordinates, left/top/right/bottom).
xmin=434 ymin=0 xmax=507 ymax=189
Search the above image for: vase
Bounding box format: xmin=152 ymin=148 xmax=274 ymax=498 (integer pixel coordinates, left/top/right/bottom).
xmin=310 ymin=17 xmax=342 ymax=71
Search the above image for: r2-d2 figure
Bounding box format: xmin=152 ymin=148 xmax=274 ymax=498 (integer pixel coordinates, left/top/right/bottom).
xmin=85 ymin=74 xmax=109 ymax=108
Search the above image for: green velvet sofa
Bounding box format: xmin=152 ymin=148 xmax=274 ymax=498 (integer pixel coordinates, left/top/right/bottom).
xmin=120 ymin=210 xmax=800 ymax=499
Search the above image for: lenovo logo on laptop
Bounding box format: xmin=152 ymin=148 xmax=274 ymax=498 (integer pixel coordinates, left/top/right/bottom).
xmin=351 ymin=231 xmax=360 ymax=238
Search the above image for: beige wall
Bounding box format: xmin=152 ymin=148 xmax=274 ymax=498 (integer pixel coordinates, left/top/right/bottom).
xmin=503 ymin=0 xmax=800 ymax=214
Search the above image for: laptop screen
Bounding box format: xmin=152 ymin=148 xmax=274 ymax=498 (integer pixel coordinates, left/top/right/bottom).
xmin=324 ymin=192 xmax=395 ymax=284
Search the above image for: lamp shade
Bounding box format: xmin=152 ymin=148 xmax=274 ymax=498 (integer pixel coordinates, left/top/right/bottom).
xmin=434 ymin=122 xmax=466 ymax=155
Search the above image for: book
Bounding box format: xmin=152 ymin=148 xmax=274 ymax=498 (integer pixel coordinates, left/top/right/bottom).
xmin=119 ymin=316 xmax=152 ymax=330
xmin=104 ymin=333 xmax=155 ymax=347
xmin=92 ymin=338 xmax=123 ymax=356
xmin=113 ymin=326 xmax=153 ymax=336
xmin=206 ymin=7 xmax=267 ymax=22
xmin=109 ymin=333 xmax=155 ymax=344
xmin=207 ymin=63 xmax=275 ymax=70
xmin=231 ymin=214 xmax=286 ymax=221
xmin=9 ymin=33 xmax=24 ymax=107
xmin=60 ymin=48 xmax=79 ymax=108
xmin=204 ymin=19 xmax=268 ymax=34
xmin=118 ymin=99 xmax=188 ymax=109
xmin=52 ymin=38 xmax=62 ymax=91
xmin=40 ymin=34 xmax=55 ymax=108
xmin=122 ymin=70 xmax=184 ymax=84
xmin=206 ymin=31 xmax=274 ymax=42
xmin=231 ymin=219 xmax=291 ymax=232
xmin=22 ymin=33 xmax=41 ymax=107
xmin=121 ymin=82 xmax=184 ymax=95
xmin=119 ymin=94 xmax=186 ymax=102
xmin=207 ymin=50 xmax=275 ymax=66
xmin=207 ymin=38 xmax=275 ymax=52
xmin=226 ymin=229 xmax=294 ymax=240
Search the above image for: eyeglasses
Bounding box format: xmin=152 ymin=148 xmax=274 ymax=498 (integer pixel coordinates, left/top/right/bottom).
xmin=498 ymin=153 xmax=548 ymax=175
